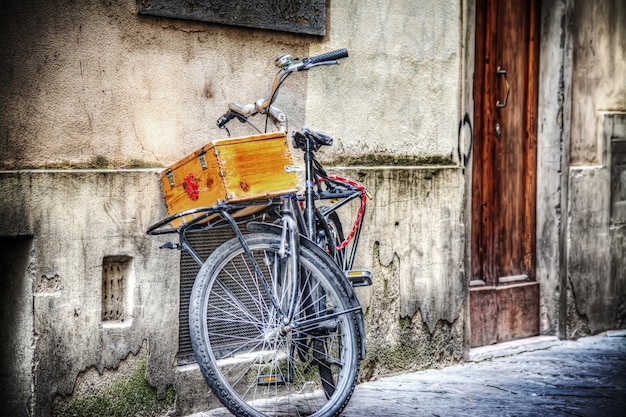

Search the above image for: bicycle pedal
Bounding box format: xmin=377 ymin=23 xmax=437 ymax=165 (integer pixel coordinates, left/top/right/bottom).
xmin=345 ymin=270 xmax=372 ymax=287
xmin=257 ymin=374 xmax=286 ymax=385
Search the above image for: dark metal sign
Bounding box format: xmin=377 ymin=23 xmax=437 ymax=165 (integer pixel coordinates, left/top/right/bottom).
xmin=137 ymin=0 xmax=326 ymax=36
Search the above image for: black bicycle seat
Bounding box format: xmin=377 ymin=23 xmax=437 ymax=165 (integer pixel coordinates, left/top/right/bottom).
xmin=292 ymin=127 xmax=334 ymax=150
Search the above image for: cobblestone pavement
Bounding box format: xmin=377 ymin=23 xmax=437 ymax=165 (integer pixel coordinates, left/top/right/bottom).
xmin=188 ymin=331 xmax=626 ymax=417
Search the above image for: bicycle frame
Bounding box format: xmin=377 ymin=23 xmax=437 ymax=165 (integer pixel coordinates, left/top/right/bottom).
xmin=147 ymin=48 xmax=370 ymax=417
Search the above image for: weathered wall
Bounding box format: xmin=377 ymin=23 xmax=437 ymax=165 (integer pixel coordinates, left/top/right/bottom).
xmin=0 ymin=0 xmax=308 ymax=168
xmin=535 ymin=0 xmax=574 ymax=337
xmin=565 ymin=0 xmax=626 ymax=337
xmin=567 ymin=113 xmax=626 ymax=337
xmin=304 ymin=0 xmax=468 ymax=378
xmin=0 ymin=170 xmax=179 ymax=416
xmin=335 ymin=167 xmax=466 ymax=379
xmin=570 ymin=1 xmax=626 ymax=166
xmin=3 ymin=0 xmax=622 ymax=415
xmin=306 ymin=0 xmax=462 ymax=162
xmin=0 ymin=236 xmax=35 ymax=416
xmin=0 ymin=2 xmax=311 ymax=413
xmin=0 ymin=0 xmax=469 ymax=416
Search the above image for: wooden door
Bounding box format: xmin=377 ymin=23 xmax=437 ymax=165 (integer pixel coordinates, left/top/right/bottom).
xmin=470 ymin=0 xmax=540 ymax=347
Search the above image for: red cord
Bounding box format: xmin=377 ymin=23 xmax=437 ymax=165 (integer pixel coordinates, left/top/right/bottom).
xmin=326 ymin=175 xmax=368 ymax=250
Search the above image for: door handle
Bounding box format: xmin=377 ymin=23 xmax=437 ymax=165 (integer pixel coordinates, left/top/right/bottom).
xmin=496 ymin=66 xmax=510 ymax=109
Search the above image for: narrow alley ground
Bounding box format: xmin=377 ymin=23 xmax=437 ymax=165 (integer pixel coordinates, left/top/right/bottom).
xmin=189 ymin=331 xmax=626 ymax=417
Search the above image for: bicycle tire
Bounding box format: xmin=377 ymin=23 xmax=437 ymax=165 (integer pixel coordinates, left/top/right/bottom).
xmin=189 ymin=232 xmax=360 ymax=417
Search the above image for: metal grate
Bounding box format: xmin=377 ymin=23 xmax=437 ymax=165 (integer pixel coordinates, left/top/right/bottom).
xmin=178 ymin=226 xmax=242 ymax=364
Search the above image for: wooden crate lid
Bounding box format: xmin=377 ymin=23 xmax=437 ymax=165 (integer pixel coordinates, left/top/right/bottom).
xmin=212 ymin=131 xmax=287 ymax=147
xmin=162 ymin=131 xmax=288 ymax=175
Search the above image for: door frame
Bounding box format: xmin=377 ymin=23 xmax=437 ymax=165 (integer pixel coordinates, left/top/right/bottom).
xmin=463 ymin=0 xmax=575 ymax=344
xmin=467 ymin=0 xmax=541 ymax=347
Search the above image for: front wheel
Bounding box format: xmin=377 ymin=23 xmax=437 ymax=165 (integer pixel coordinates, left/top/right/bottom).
xmin=189 ymin=232 xmax=360 ymax=417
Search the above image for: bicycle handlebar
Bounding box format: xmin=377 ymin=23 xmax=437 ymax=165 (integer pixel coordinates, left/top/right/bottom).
xmin=304 ymin=48 xmax=349 ymax=66
xmin=216 ymin=48 xmax=349 ymax=132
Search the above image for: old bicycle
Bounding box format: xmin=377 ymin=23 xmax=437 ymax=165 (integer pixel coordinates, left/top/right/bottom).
xmin=147 ymin=48 xmax=371 ymax=417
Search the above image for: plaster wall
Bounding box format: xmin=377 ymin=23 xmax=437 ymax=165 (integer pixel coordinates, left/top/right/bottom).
xmin=0 ymin=0 xmax=469 ymax=415
xmin=306 ymin=0 xmax=462 ymax=162
xmin=0 ymin=170 xmax=179 ymax=416
xmin=0 ymin=0 xmax=309 ymax=169
xmin=565 ymin=0 xmax=626 ymax=337
xmin=304 ymin=0 xmax=468 ymax=378
xmin=0 ymin=166 xmax=467 ymax=416
xmin=570 ymin=0 xmax=626 ymax=166
xmin=334 ymin=167 xmax=466 ymax=379
xmin=567 ymin=113 xmax=626 ymax=337
xmin=0 ymin=236 xmax=35 ymax=416
xmin=535 ymin=0 xmax=574 ymax=336
xmin=0 ymin=0 xmax=463 ymax=164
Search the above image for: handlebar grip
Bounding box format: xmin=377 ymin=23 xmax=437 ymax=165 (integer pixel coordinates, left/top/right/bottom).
xmin=216 ymin=110 xmax=235 ymax=128
xmin=217 ymin=109 xmax=248 ymax=128
xmin=306 ymin=48 xmax=348 ymax=64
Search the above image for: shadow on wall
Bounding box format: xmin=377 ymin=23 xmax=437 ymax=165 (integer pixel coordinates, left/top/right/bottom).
xmin=0 ymin=236 xmax=35 ymax=417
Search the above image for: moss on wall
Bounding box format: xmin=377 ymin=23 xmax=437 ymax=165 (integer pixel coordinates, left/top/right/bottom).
xmin=15 ymin=156 xmax=164 ymax=170
xmin=323 ymin=153 xmax=456 ymax=167
xmin=359 ymin=310 xmax=465 ymax=382
xmin=52 ymin=360 xmax=175 ymax=417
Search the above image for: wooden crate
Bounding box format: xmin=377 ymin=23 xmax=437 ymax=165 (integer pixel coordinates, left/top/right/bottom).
xmin=161 ymin=131 xmax=299 ymax=226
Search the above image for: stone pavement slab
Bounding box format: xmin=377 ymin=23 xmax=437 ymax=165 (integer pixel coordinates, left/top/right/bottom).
xmin=186 ymin=332 xmax=626 ymax=417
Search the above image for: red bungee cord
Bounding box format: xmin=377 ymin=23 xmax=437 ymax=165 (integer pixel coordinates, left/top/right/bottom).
xmin=326 ymin=175 xmax=368 ymax=250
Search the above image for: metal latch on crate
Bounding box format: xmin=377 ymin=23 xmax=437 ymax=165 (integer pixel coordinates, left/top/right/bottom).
xmin=166 ymin=170 xmax=175 ymax=188
xmin=198 ymin=152 xmax=208 ymax=170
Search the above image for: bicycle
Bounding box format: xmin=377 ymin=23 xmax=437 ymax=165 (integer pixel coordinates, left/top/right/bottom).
xmin=147 ymin=48 xmax=371 ymax=417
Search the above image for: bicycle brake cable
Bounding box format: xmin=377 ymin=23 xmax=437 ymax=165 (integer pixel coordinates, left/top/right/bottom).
xmin=265 ymin=70 xmax=292 ymax=132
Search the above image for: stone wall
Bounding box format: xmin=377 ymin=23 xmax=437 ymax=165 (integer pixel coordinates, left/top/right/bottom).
xmin=565 ymin=0 xmax=626 ymax=338
xmin=0 ymin=170 xmax=179 ymax=416
xmin=337 ymin=167 xmax=466 ymax=379
xmin=0 ymin=1 xmax=469 ymax=416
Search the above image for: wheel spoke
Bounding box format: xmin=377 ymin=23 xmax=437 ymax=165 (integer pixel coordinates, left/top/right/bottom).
xmin=189 ymin=233 xmax=359 ymax=417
